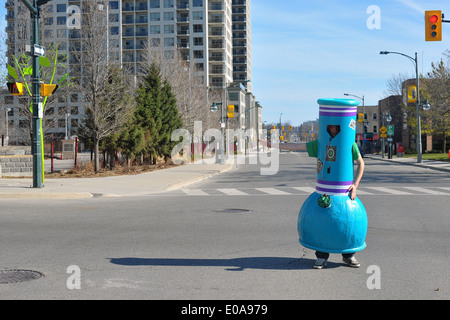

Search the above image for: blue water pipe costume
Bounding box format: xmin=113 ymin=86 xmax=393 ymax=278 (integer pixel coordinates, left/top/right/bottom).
xmin=298 ymin=98 xmax=368 ymax=254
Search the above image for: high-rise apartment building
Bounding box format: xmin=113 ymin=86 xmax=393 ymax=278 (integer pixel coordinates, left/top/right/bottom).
xmin=3 ymin=0 xmax=256 ymax=147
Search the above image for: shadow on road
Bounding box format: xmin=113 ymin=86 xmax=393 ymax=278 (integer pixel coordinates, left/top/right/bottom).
xmin=108 ymin=256 xmax=342 ymax=271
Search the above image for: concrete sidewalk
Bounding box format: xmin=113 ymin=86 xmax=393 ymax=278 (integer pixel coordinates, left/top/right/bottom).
xmin=0 ymin=162 xmax=234 ymax=199
xmin=365 ymin=154 xmax=450 ymax=173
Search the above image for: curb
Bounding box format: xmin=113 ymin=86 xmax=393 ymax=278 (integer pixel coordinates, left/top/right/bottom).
xmin=365 ymin=155 xmax=450 ymax=173
xmin=0 ymin=192 xmax=93 ymax=199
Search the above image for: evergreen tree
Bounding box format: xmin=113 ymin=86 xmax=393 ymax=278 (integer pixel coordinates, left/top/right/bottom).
xmin=160 ymin=79 xmax=183 ymax=162
xmin=135 ymin=62 xmax=163 ymax=164
xmin=134 ymin=62 xmax=183 ymax=164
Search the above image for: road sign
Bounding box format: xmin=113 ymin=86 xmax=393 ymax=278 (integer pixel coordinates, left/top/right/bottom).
xmin=380 ymin=133 xmax=387 ymax=138
xmin=387 ymin=125 xmax=394 ymax=136
xmin=34 ymin=44 xmax=45 ymax=57
xmin=380 ymin=126 xmax=387 ymax=134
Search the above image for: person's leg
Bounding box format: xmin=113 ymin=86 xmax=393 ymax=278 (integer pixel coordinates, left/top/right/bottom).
xmin=314 ymin=251 xmax=329 ymax=269
xmin=342 ymin=253 xmax=360 ymax=268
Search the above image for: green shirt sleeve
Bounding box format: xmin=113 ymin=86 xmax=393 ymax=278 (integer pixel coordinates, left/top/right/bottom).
xmin=352 ymin=142 xmax=361 ymax=161
xmin=306 ymin=139 xmax=318 ymax=158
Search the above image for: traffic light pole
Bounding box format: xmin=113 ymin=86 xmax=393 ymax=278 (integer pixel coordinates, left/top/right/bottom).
xmin=20 ymin=0 xmax=49 ymax=188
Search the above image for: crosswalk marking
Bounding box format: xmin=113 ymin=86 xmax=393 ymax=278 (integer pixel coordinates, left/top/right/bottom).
xmin=182 ymin=189 xmax=209 ymax=196
xmin=365 ymin=187 xmax=413 ymax=195
xmin=218 ymin=188 xmax=248 ymax=195
xmin=255 ymin=188 xmax=291 ymax=195
xmin=402 ymin=187 xmax=450 ymax=195
xmin=180 ymin=187 xmax=449 ymax=196
xmin=292 ymin=187 xmax=316 ymax=194
xmin=352 ymin=189 xmax=374 ymax=195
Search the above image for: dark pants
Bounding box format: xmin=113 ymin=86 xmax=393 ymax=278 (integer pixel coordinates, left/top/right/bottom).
xmin=315 ymin=251 xmax=354 ymax=260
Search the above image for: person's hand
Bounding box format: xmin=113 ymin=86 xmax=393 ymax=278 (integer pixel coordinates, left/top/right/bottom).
xmin=348 ymin=184 xmax=357 ymax=200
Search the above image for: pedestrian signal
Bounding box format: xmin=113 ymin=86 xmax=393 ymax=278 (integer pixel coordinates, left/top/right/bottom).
xmin=227 ymin=105 xmax=234 ymax=118
xmin=40 ymin=84 xmax=58 ymax=96
xmin=425 ymin=10 xmax=442 ymax=41
xmin=7 ymin=82 xmax=24 ymax=95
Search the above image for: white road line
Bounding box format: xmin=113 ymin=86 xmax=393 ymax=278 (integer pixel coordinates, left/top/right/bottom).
xmin=217 ymin=188 xmax=248 ymax=195
xmin=402 ymin=187 xmax=450 ymax=195
xmin=353 ymin=189 xmax=374 ymax=195
xmin=182 ymin=189 xmax=209 ymax=196
xmin=292 ymin=187 xmax=316 ymax=194
xmin=255 ymin=188 xmax=292 ymax=195
xmin=365 ymin=187 xmax=413 ymax=195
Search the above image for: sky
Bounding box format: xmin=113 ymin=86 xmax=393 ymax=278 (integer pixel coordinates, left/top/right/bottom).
xmin=1 ymin=0 xmax=450 ymax=127
xmin=251 ymin=0 xmax=450 ymax=126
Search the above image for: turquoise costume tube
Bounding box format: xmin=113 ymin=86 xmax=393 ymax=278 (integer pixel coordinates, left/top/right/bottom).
xmin=298 ymin=98 xmax=368 ymax=253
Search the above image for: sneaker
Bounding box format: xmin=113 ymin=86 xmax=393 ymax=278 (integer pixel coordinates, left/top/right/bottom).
xmin=313 ymin=258 xmax=328 ymax=269
xmin=342 ymin=256 xmax=360 ymax=268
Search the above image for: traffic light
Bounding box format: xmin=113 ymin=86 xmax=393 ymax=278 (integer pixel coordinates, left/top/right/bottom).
xmin=358 ymin=113 xmax=364 ymax=123
xmin=227 ymin=105 xmax=234 ymax=118
xmin=425 ymin=10 xmax=442 ymax=41
xmin=40 ymin=84 xmax=58 ymax=97
xmin=7 ymin=82 xmax=24 ymax=95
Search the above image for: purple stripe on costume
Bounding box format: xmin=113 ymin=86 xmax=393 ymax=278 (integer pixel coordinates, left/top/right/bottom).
xmin=319 ymin=107 xmax=357 ymax=111
xmin=317 ymin=180 xmax=353 ymax=186
xmin=319 ymin=111 xmax=357 ymax=117
xmin=316 ymin=186 xmax=349 ymax=194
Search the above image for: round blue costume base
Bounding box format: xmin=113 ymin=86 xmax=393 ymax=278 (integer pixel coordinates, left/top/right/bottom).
xmin=298 ymin=192 xmax=368 ymax=254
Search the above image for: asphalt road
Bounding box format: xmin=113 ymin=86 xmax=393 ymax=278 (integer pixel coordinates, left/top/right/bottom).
xmin=0 ymin=151 xmax=449 ymax=301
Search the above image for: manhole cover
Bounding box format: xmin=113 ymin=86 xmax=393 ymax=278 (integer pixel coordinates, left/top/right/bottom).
xmin=0 ymin=269 xmax=44 ymax=284
xmin=212 ymin=208 xmax=252 ymax=214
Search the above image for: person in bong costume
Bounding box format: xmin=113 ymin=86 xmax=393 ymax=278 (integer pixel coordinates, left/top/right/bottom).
xmin=305 ymin=125 xmax=365 ymax=269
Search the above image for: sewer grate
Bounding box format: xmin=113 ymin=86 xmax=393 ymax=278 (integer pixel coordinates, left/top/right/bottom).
xmin=0 ymin=269 xmax=44 ymax=284
xmin=212 ymin=208 xmax=252 ymax=214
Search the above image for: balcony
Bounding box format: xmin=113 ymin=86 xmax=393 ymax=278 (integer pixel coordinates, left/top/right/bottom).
xmin=210 ymin=3 xmax=224 ymax=11
xmin=135 ymin=3 xmax=148 ymax=11
xmin=209 ymin=15 xmax=224 ymax=24
xmin=176 ymin=2 xmax=189 ymax=10
xmin=210 ymin=28 xmax=224 ymax=37
xmin=210 ymin=40 xmax=224 ymax=49
xmin=177 ymin=16 xmax=189 ymax=23
xmin=122 ymin=5 xmax=134 ymax=12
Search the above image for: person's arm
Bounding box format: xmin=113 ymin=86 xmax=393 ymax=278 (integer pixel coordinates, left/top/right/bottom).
xmin=348 ymin=155 xmax=364 ymax=200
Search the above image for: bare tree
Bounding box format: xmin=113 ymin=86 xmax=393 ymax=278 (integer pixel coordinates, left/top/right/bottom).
xmin=383 ymin=72 xmax=412 ymax=97
xmin=73 ymin=1 xmax=136 ymax=172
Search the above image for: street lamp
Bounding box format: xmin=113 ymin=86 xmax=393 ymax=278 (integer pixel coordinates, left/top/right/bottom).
xmin=210 ymin=100 xmax=225 ymax=164
xmin=380 ymin=50 xmax=423 ymax=163
xmin=382 ymin=112 xmax=392 ymax=159
xmin=19 ymin=0 xmax=51 ymax=187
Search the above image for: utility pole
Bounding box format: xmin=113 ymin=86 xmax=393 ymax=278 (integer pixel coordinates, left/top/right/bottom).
xmin=20 ymin=0 xmax=51 ymax=187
